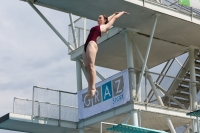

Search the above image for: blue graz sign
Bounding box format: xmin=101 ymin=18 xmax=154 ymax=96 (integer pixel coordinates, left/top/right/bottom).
xmin=78 ymin=69 xmax=130 ymax=119
xmin=82 ymin=76 xmax=124 ymax=108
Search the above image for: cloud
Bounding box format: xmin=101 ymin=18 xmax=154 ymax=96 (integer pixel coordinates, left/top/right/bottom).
xmin=0 ymin=1 xmax=79 ymax=133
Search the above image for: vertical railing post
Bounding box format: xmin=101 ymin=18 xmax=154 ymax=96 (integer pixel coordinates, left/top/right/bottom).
xmin=32 ymin=86 xmax=35 ymax=121
xmin=69 ymin=13 xmax=78 ymax=48
xmin=145 ymin=72 xmax=148 ymax=103
xmin=38 ymin=102 xmax=40 ymax=117
xmin=13 ymin=97 xmax=15 ymax=113
xmin=78 ymin=28 xmax=81 ymax=47
xmin=189 ymin=46 xmax=198 ymax=132
xmin=59 ymin=91 xmax=61 ymax=126
xmin=143 ymin=0 xmax=145 ymax=6
xmin=191 ymin=7 xmax=193 ymax=21
xmin=84 ymin=18 xmax=87 ymax=43
xmin=197 ymin=105 xmax=199 ymax=133
xmin=100 ymin=122 xmax=102 ymax=133
xmin=138 ymin=109 xmax=141 ymax=127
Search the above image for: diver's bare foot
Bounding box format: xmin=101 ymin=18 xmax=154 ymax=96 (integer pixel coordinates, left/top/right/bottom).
xmin=87 ymin=87 xmax=96 ymax=99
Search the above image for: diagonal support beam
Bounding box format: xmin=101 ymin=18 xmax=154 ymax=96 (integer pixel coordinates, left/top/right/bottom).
xmin=130 ymin=36 xmax=163 ymax=106
xmin=155 ymin=83 xmax=186 ymax=109
xmin=184 ymin=121 xmax=192 ymax=133
xmin=147 ymin=59 xmax=172 ymax=102
xmin=130 ymin=36 xmax=176 ymax=133
xmin=123 ymin=112 xmax=131 ymax=124
xmin=69 ymin=13 xmax=78 ymax=48
xmin=27 ymin=1 xmax=106 ymax=82
xmin=135 ymin=14 xmax=160 ymax=98
xmin=96 ymin=71 xmax=106 ymax=80
xmin=165 ymin=117 xmax=176 ymax=133
xmin=26 ymin=0 xmax=74 ymax=51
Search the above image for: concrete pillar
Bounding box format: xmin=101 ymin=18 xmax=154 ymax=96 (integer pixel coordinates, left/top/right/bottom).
xmin=125 ymin=30 xmax=138 ymax=126
xmin=76 ymin=60 xmax=82 ymax=91
xmin=125 ymin=30 xmax=136 ymax=100
xmin=131 ymin=110 xmax=139 ymax=126
xmin=76 ymin=60 xmax=84 ymax=132
xmin=189 ymin=46 xmax=197 ymax=132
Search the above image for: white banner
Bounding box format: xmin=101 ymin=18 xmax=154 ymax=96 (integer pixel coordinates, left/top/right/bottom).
xmin=78 ymin=69 xmax=130 ymax=119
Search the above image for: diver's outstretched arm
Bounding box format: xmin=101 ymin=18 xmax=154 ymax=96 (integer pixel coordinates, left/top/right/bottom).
xmin=108 ymin=13 xmax=116 ymax=21
xmin=105 ymin=11 xmax=129 ymax=30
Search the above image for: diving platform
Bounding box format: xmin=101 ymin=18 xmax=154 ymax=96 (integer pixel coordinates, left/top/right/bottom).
xmin=0 ymin=113 xmax=78 ymax=133
xmin=0 ymin=102 xmax=193 ymax=133
xmin=107 ymin=123 xmax=168 ymax=133
xmin=21 ymin=0 xmax=200 ymax=70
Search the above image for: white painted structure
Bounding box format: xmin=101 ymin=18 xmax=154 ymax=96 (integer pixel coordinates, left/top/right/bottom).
xmin=0 ymin=0 xmax=200 ymax=132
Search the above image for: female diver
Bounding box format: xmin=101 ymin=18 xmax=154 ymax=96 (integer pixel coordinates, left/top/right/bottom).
xmin=82 ymin=11 xmax=129 ymax=99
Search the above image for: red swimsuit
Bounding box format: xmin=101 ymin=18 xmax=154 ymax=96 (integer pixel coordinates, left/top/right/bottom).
xmin=84 ymin=25 xmax=101 ymax=52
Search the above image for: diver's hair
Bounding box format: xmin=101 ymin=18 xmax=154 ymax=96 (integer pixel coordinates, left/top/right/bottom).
xmin=101 ymin=14 xmax=108 ymax=24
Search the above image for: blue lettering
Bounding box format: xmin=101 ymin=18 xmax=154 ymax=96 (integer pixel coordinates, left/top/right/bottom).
xmin=113 ymin=93 xmax=124 ymax=104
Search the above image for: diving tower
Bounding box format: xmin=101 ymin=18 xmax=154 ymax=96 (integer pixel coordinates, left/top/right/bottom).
xmin=1 ymin=0 xmax=200 ymax=133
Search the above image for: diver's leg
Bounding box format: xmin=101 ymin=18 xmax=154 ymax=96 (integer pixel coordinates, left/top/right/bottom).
xmin=82 ymin=49 xmax=90 ymax=88
xmin=85 ymin=41 xmax=98 ymax=98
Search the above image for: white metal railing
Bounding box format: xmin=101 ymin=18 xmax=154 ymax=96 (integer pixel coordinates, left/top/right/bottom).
xmin=68 ymin=17 xmax=96 ymax=53
xmin=13 ymin=86 xmax=78 ymax=122
xmin=151 ymin=0 xmax=200 ymax=16
xmin=129 ymin=67 xmax=200 ymax=110
xmin=197 ymin=105 xmax=200 ymax=133
xmin=14 ymin=97 xmax=78 ymax=122
xmin=148 ymin=53 xmax=189 ymax=103
xmin=100 ymin=122 xmax=117 ymax=133
xmin=32 ymin=86 xmax=78 ymax=123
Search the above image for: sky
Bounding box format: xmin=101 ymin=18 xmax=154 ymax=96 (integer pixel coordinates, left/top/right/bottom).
xmin=0 ymin=1 xmax=121 ymax=133
xmin=0 ymin=1 xmax=73 ymax=133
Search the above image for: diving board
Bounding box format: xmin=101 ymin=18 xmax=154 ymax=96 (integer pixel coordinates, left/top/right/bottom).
xmin=107 ymin=123 xmax=168 ymax=133
xmin=187 ymin=110 xmax=200 ymax=117
xmin=186 ymin=108 xmax=200 ymax=132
